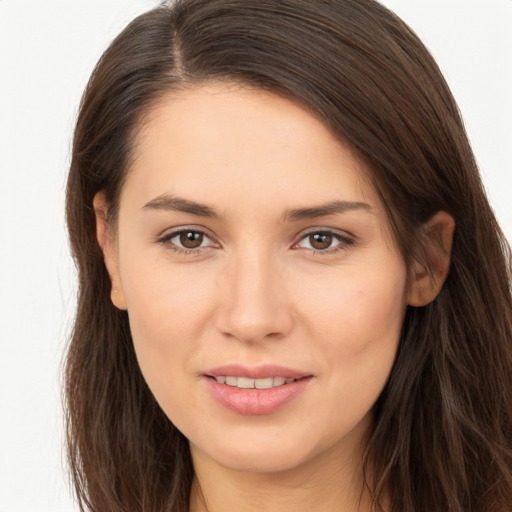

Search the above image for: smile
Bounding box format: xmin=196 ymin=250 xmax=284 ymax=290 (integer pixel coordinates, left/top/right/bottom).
xmin=212 ymin=376 xmax=297 ymax=389
xmin=204 ymin=368 xmax=313 ymax=415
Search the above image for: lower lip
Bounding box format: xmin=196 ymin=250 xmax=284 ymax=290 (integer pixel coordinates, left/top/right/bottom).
xmin=204 ymin=377 xmax=312 ymax=415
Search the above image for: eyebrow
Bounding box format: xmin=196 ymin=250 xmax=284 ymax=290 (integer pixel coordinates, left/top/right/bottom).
xmin=284 ymin=200 xmax=374 ymax=221
xmin=143 ymin=194 xmax=220 ymax=218
xmin=142 ymin=194 xmax=374 ymax=221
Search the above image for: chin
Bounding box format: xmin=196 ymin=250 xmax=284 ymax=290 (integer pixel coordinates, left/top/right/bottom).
xmin=189 ymin=422 xmax=341 ymax=476
xmin=202 ymin=444 xmax=313 ymax=474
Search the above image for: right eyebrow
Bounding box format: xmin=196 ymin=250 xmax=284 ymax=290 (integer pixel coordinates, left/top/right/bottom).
xmin=142 ymin=194 xmax=220 ymax=219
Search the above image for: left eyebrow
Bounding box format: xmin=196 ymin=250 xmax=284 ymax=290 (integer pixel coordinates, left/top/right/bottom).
xmin=284 ymin=200 xmax=374 ymax=222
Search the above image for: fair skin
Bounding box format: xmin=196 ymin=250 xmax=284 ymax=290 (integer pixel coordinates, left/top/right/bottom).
xmin=95 ymin=83 xmax=454 ymax=512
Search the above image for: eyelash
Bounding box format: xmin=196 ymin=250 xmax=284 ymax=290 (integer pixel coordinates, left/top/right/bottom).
xmin=156 ymin=228 xmax=218 ymax=256
xmin=156 ymin=228 xmax=355 ymax=256
xmin=293 ymin=229 xmax=355 ymax=254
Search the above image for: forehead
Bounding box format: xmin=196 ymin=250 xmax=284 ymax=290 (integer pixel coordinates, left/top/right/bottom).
xmin=124 ymin=82 xmax=378 ymax=212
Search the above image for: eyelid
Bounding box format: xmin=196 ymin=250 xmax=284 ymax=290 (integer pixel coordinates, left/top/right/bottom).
xmin=155 ymin=225 xmax=354 ymax=254
xmin=155 ymin=223 xmax=215 ymax=239
xmin=292 ymin=227 xmax=356 ymax=252
xmin=155 ymin=226 xmax=220 ymax=251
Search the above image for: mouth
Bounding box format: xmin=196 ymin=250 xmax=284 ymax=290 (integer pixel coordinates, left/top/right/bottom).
xmin=203 ymin=365 xmax=313 ymax=415
xmin=207 ymin=375 xmax=300 ymax=389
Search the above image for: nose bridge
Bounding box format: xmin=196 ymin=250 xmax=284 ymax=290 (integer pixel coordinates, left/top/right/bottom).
xmin=217 ymin=243 xmax=292 ymax=343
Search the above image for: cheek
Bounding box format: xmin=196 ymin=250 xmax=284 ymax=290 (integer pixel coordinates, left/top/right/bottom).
xmin=297 ymin=265 xmax=407 ymax=441
xmin=303 ymin=260 xmax=406 ymax=335
xmin=299 ymin=261 xmax=407 ymax=392
xmin=119 ymin=256 xmax=218 ymax=393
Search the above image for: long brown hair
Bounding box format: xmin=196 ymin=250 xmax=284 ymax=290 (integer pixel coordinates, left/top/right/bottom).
xmin=65 ymin=1 xmax=512 ymax=510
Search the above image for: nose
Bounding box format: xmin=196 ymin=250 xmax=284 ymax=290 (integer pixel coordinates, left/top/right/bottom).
xmin=215 ymin=247 xmax=294 ymax=344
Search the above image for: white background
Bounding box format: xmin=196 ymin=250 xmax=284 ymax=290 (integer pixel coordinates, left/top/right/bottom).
xmin=0 ymin=1 xmax=510 ymax=511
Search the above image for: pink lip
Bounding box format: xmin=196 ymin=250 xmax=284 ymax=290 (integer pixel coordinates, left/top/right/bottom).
xmin=203 ymin=364 xmax=313 ymax=415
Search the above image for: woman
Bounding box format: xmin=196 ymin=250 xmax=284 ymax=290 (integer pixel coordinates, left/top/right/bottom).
xmin=64 ymin=1 xmax=512 ymax=511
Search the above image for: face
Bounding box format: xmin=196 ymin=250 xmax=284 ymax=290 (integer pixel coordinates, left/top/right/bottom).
xmin=102 ymin=83 xmax=410 ymax=474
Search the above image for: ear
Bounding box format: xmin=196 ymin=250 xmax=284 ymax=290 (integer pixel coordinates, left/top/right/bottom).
xmin=407 ymin=211 xmax=455 ymax=307
xmin=93 ymin=191 xmax=127 ymax=310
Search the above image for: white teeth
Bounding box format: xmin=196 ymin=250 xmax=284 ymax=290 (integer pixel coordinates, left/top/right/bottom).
xmin=255 ymin=377 xmax=274 ymax=389
xmin=214 ymin=376 xmax=297 ymax=389
xmin=237 ymin=377 xmax=254 ymax=389
xmin=225 ymin=376 xmax=238 ymax=386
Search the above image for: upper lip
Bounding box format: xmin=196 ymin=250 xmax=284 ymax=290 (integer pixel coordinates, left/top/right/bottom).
xmin=205 ymin=364 xmax=312 ymax=380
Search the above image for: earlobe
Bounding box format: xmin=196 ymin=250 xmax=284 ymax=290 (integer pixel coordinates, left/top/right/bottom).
xmin=93 ymin=191 xmax=127 ymax=310
xmin=407 ymin=211 xmax=455 ymax=307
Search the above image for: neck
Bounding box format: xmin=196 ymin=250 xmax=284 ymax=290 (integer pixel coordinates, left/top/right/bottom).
xmin=189 ymin=437 xmax=375 ymax=512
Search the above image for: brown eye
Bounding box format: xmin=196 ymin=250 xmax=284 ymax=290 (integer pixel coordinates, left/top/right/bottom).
xmin=160 ymin=228 xmax=217 ymax=253
xmin=309 ymin=233 xmax=333 ymax=250
xmin=179 ymin=231 xmax=204 ymax=249
xmin=296 ymin=230 xmax=352 ymax=253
